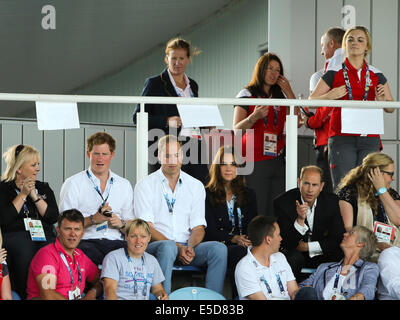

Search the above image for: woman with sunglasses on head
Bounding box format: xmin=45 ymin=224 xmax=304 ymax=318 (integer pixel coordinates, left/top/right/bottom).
xmin=204 ymin=145 xmax=257 ymax=297
xmin=337 ymin=152 xmax=400 ymax=256
xmin=0 ymin=144 xmax=59 ymax=299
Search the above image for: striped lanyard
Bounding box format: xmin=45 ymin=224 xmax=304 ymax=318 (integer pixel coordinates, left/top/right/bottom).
xmin=262 ymin=94 xmax=278 ymax=129
xmin=57 ymin=248 xmax=81 ymax=290
xmin=342 ymin=62 xmax=370 ymax=101
xmin=226 ymin=195 xmax=243 ymax=235
xmin=86 ymin=170 xmax=114 ymax=206
xmin=125 ymin=248 xmax=149 ymax=298
xmin=255 ymin=259 xmax=286 ymax=296
xmin=161 ymin=179 xmax=181 ymax=214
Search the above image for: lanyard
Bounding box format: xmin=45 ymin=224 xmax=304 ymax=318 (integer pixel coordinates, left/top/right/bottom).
xmin=86 ymin=170 xmax=114 ymax=205
xmin=254 ymin=259 xmax=286 ymax=296
xmin=226 ymin=196 xmax=243 ymax=235
xmin=56 ymin=247 xmax=82 ymax=289
xmin=125 ymin=248 xmax=149 ymax=297
xmin=161 ymin=179 xmax=181 ymax=214
xmin=260 ymin=273 xmax=286 ymax=296
xmin=342 ymin=62 xmax=370 ymax=101
xmin=261 ymin=94 xmax=279 ymax=129
xmin=332 ymin=265 xmax=344 ymax=294
xmin=376 ymin=203 xmax=389 ymax=224
xmin=176 ymin=90 xmax=194 ymax=98
xmin=15 ymin=188 xmax=39 ymax=219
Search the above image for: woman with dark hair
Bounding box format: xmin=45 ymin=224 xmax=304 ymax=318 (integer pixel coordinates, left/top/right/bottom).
xmin=204 ymin=145 xmax=257 ymax=297
xmin=0 ymin=144 xmax=59 ymax=299
xmin=310 ymin=26 xmax=395 ymax=190
xmin=132 ymin=37 xmax=209 ymax=184
xmin=233 ymin=52 xmax=299 ymax=216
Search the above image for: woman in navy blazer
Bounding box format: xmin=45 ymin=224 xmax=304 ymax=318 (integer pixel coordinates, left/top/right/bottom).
xmin=204 ymin=145 xmax=258 ymax=297
xmin=297 ymin=225 xmax=379 ymax=300
xmin=132 ymin=38 xmax=208 ymax=184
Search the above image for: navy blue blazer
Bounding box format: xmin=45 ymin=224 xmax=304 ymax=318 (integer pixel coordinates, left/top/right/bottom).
xmin=273 ymin=188 xmax=345 ymax=261
xmin=204 ymin=187 xmax=258 ymax=244
xmin=132 ymin=68 xmax=199 ymax=131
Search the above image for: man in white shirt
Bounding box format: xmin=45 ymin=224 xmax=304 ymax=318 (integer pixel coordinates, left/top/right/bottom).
xmin=235 ymin=215 xmax=298 ymax=300
xmin=59 ymin=132 xmax=135 ymax=266
xmin=273 ymin=166 xmax=345 ymax=280
xmin=303 ymin=27 xmax=345 ymax=194
xmin=377 ymin=246 xmax=400 ymax=300
xmin=133 ymin=134 xmax=227 ymax=294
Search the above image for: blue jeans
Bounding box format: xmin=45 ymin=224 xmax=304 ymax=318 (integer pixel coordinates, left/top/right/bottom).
xmin=147 ymin=240 xmax=227 ymax=294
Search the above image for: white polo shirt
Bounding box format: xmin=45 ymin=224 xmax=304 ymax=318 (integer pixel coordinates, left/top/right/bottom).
xmin=235 ymin=248 xmax=295 ymax=300
xmin=133 ymin=169 xmax=206 ymax=243
xmin=59 ymin=168 xmax=135 ymax=241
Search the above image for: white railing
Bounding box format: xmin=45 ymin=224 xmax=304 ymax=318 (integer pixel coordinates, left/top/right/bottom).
xmin=0 ymin=92 xmax=398 ymax=189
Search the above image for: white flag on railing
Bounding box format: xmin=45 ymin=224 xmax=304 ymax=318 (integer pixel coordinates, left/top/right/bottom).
xmin=35 ymin=101 xmax=80 ymax=130
xmin=341 ymin=108 xmax=384 ymax=135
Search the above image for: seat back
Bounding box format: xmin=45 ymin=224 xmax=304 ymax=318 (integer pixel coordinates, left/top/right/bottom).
xmin=169 ymin=286 xmax=226 ymax=300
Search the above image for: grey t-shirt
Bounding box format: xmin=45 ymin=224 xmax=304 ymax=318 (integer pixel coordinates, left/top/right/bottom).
xmin=101 ymin=248 xmax=165 ymax=300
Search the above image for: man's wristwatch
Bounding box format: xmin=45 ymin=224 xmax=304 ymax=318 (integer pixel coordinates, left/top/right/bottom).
xmin=90 ymin=215 xmax=95 ymax=225
xmin=119 ymin=220 xmax=126 ymax=230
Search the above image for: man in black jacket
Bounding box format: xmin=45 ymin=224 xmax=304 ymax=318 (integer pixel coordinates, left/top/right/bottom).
xmin=273 ymin=165 xmax=345 ymax=280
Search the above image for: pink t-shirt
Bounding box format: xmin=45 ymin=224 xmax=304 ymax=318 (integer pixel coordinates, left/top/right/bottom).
xmin=27 ymin=238 xmax=99 ymax=300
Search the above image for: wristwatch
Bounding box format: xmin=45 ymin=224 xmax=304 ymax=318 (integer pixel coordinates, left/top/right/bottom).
xmin=119 ymin=220 xmax=126 ymax=230
xmin=375 ymin=187 xmax=387 ymax=196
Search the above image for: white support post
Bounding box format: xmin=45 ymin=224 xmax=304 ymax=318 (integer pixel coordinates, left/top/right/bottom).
xmin=136 ymin=103 xmax=148 ymax=182
xmin=285 ymin=105 xmax=297 ymax=191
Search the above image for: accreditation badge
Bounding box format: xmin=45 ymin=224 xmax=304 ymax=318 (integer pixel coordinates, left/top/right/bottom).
xmin=373 ymin=221 xmax=395 ymax=244
xmin=68 ymin=286 xmax=81 ymax=300
xmin=263 ymin=132 xmax=277 ymax=157
xmin=28 ymin=219 xmax=46 ymax=242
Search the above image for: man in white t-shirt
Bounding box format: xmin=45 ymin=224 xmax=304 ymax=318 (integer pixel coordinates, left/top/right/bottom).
xmin=59 ymin=132 xmax=135 ymax=266
xmin=134 ymin=135 xmax=227 ymax=294
xmin=235 ymin=215 xmax=298 ymax=300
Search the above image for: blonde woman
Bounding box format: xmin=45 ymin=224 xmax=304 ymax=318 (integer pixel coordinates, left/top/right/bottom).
xmin=337 ymin=152 xmax=400 ymax=252
xmin=0 ymin=144 xmax=59 ymax=299
xmin=102 ymin=219 xmax=168 ymax=300
xmin=310 ymin=26 xmax=395 ymax=190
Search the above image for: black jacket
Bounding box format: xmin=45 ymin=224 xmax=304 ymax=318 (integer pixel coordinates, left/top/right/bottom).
xmin=0 ymin=180 xmax=59 ymax=237
xmin=273 ymin=188 xmax=345 ymax=260
xmin=132 ymin=68 xmax=199 ymax=130
xmin=204 ymin=187 xmax=258 ymax=244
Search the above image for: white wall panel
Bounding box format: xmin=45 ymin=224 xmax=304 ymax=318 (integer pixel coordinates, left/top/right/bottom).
xmin=371 ymin=0 xmax=398 ymax=140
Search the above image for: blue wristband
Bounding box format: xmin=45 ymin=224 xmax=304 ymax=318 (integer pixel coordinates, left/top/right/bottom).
xmin=375 ymin=187 xmax=387 ymax=196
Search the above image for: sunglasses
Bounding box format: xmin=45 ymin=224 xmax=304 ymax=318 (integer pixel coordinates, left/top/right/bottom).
xmin=381 ymin=170 xmax=395 ymax=178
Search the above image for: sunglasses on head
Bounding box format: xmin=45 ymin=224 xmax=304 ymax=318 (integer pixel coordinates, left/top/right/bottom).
xmin=15 ymin=144 xmax=24 ymax=158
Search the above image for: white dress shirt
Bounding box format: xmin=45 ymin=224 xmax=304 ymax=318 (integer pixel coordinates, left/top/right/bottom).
xmin=59 ymin=168 xmax=135 ymax=241
xmin=377 ymin=246 xmax=400 ymax=300
xmin=133 ymin=169 xmax=206 ymax=243
xmin=294 ymin=197 xmax=323 ymax=258
xmin=167 ymin=69 xmax=199 ymax=138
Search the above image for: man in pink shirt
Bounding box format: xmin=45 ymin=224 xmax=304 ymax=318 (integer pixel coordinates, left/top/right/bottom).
xmin=27 ymin=209 xmax=101 ymax=300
